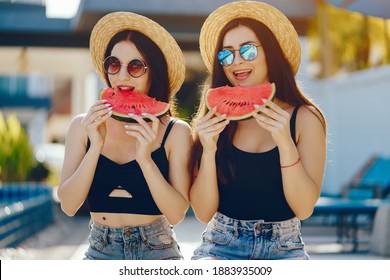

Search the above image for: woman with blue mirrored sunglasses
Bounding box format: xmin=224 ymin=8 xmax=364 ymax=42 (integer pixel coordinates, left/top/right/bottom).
xmin=190 ymin=1 xmax=327 ymax=260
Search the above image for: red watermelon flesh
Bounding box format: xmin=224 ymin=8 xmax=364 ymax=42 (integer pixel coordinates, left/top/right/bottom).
xmin=205 ymin=83 xmax=276 ymax=121
xmin=99 ymin=88 xmax=170 ymax=123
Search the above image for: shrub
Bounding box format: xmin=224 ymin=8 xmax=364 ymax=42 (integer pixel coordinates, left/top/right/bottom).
xmin=0 ymin=112 xmax=34 ymax=182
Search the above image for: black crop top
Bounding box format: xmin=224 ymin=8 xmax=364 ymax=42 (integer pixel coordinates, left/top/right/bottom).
xmin=86 ymin=119 xmax=176 ymax=214
xmin=217 ymin=106 xmax=300 ymax=221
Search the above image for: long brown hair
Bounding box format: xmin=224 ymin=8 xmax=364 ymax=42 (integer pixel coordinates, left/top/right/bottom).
xmin=104 ymin=30 xmax=177 ymax=117
xmin=191 ymin=18 xmax=326 ymax=183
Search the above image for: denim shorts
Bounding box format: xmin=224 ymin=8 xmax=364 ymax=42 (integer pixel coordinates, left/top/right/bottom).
xmin=84 ymin=217 xmax=183 ymax=260
xmin=192 ymin=212 xmax=309 ymax=260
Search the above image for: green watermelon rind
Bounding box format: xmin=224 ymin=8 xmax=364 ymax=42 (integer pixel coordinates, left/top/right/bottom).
xmin=110 ymin=109 xmax=170 ymax=123
xmin=99 ymin=88 xmax=170 ymax=123
xmin=205 ymin=83 xmax=276 ymax=121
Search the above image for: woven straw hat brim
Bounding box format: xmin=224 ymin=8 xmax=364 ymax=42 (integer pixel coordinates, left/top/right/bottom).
xmin=200 ymin=1 xmax=301 ymax=75
xmin=90 ymin=12 xmax=185 ymax=97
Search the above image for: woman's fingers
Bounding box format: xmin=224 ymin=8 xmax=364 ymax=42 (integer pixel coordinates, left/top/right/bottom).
xmin=125 ymin=124 xmax=153 ymax=142
xmin=82 ymin=105 xmax=112 ymax=128
xmin=124 ymin=113 xmax=161 ymax=143
xmin=254 ymin=100 xmax=290 ymax=128
xmin=197 ymin=113 xmax=227 ymax=132
xmin=253 ymin=101 xmax=292 ymax=143
xmin=127 ymin=114 xmax=155 ymax=131
xmin=85 ymin=100 xmax=110 ymax=119
xmin=255 ymin=100 xmax=289 ymax=118
xmin=252 ymin=112 xmax=279 ymax=130
xmin=84 ymin=101 xmax=112 ymax=123
xmin=198 ymin=107 xmax=217 ymax=126
xmin=125 ymin=130 xmax=148 ymax=145
xmin=141 ymin=113 xmax=160 ymax=137
xmin=197 ymin=119 xmax=229 ymax=147
xmin=90 ymin=110 xmax=113 ymax=127
xmin=198 ymin=119 xmax=229 ymax=134
xmin=124 ymin=115 xmax=159 ymax=160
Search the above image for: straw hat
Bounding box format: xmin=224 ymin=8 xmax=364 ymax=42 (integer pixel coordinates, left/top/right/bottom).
xmin=90 ymin=11 xmax=185 ymax=97
xmin=199 ymin=1 xmax=301 ymax=75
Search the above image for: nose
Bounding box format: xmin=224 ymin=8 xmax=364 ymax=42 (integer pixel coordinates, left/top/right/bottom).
xmin=117 ymin=65 xmax=130 ymax=81
xmin=233 ymin=50 xmax=244 ymax=65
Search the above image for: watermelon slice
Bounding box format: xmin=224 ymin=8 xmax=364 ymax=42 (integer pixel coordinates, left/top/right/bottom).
xmin=205 ymin=83 xmax=276 ymax=121
xmin=99 ymin=88 xmax=170 ymax=123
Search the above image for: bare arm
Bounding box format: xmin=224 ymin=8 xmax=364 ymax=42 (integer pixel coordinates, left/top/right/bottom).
xmin=125 ymin=116 xmax=192 ymax=225
xmin=141 ymin=121 xmax=193 ymax=225
xmin=57 ymin=101 xmax=112 ymax=216
xmin=189 ymin=109 xmax=230 ymax=223
xmin=189 ymin=151 xmax=219 ymax=223
xmin=253 ymin=103 xmax=326 ymax=220
xmin=57 ymin=115 xmax=100 ymax=216
xmin=280 ymin=106 xmax=326 ymax=220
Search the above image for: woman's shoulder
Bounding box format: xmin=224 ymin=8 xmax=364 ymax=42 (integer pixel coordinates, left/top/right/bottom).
xmin=65 ymin=113 xmax=88 ymax=145
xmin=68 ymin=113 xmax=87 ymax=130
xmin=297 ymin=105 xmax=324 ymax=124
xmin=166 ymin=118 xmax=192 ymax=144
xmin=170 ymin=118 xmax=191 ymax=133
xmin=296 ymin=105 xmax=326 ymax=134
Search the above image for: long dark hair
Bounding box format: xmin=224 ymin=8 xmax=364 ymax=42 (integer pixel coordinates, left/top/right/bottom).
xmin=191 ymin=18 xmax=326 ymax=183
xmin=104 ymin=30 xmax=177 ymax=116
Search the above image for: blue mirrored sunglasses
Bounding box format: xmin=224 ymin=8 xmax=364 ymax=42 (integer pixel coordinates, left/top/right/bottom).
xmin=217 ymin=44 xmax=261 ymax=67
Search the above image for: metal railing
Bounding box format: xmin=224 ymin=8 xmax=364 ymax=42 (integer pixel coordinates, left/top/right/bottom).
xmin=0 ymin=182 xmax=54 ymax=248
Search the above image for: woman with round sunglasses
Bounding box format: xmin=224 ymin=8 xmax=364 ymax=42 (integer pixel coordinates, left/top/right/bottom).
xmin=57 ymin=12 xmax=192 ymax=260
xmin=190 ymin=1 xmax=327 ymax=260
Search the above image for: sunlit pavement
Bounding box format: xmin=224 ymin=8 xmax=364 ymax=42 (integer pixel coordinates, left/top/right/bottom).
xmin=71 ymin=214 xmax=389 ymax=260
xmin=1 ymin=204 xmax=388 ymax=260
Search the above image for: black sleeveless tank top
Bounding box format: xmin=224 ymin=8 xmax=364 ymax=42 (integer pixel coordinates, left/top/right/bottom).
xmin=217 ymin=106 xmax=300 ymax=221
xmin=86 ymin=119 xmax=176 ymax=214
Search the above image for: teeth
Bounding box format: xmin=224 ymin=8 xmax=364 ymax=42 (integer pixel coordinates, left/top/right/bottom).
xmin=118 ymin=86 xmax=134 ymax=91
xmin=234 ymin=70 xmax=251 ymax=75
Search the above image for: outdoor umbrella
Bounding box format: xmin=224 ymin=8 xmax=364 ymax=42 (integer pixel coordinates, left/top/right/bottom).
xmin=326 ymin=0 xmax=390 ymax=18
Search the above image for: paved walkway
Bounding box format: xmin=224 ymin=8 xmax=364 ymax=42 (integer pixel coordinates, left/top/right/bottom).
xmin=0 ymin=204 xmax=90 ymax=260
xmin=1 ymin=204 xmax=389 ymax=260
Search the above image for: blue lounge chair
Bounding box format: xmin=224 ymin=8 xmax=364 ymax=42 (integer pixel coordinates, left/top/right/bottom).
xmin=356 ymin=157 xmax=390 ymax=198
xmin=311 ymin=156 xmax=390 ymax=251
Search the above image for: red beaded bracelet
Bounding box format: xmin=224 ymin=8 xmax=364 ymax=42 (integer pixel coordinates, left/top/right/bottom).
xmin=280 ymin=157 xmax=301 ymax=168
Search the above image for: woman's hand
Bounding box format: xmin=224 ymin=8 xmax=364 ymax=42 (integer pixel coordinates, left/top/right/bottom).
xmin=81 ymin=100 xmax=112 ymax=151
xmin=253 ymin=100 xmax=292 ymax=148
xmin=195 ymin=107 xmax=229 ymax=153
xmin=124 ymin=113 xmax=159 ymax=164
